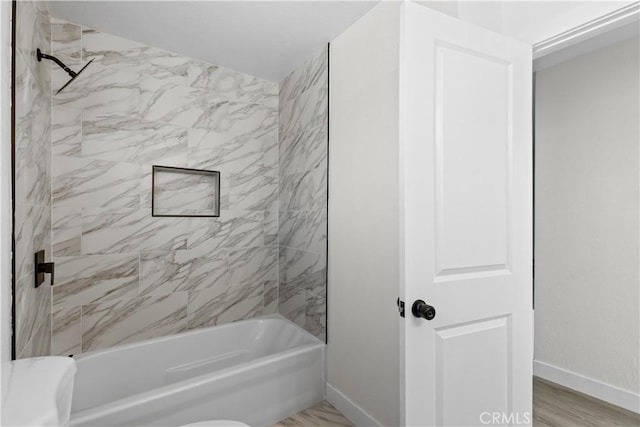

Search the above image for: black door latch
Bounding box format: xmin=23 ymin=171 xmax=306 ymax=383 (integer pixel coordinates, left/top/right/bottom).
xmin=396 ymin=298 xmax=405 ymax=318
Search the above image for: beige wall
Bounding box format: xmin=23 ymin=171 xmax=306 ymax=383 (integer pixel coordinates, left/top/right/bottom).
xmin=535 ymin=37 xmax=639 ymax=395
xmin=328 ymin=2 xmax=400 ymax=426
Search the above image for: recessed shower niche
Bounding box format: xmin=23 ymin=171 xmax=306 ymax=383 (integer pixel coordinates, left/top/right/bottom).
xmin=151 ymin=165 xmax=221 ymax=217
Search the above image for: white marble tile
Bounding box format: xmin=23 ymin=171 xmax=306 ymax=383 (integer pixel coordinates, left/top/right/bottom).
xmin=279 ymin=173 xmax=310 ymax=211
xmin=17 ymin=314 xmax=51 ymax=359
xmin=187 ymin=281 xmax=263 ymax=329
xmin=14 ymin=203 xmax=50 ymax=282
xmin=52 ymin=155 xmax=141 ymax=209
xmin=306 ymin=209 xmax=327 ymax=255
xmin=82 ymin=117 xmax=188 ymax=165
xmin=139 ymin=247 xmax=229 ymax=296
xmin=14 ymin=55 xmax=52 ymax=207
xmin=188 ymin=210 xmax=264 ymax=250
xmin=279 ymin=44 xmax=328 ymax=105
xmin=52 ymin=105 xmax=82 ymax=157
xmin=229 ymin=173 xmax=278 ymax=211
xmin=188 ymin=127 xmax=264 ymax=176
xmin=76 ymin=64 xmax=141 ymax=121
xmin=52 ymin=206 xmax=82 ymax=256
xmin=264 ymin=280 xmax=278 ymax=315
xmin=228 ymin=246 xmax=277 ymax=286
xmin=279 ymin=210 xmax=307 ymax=249
xmin=83 ymin=28 xmax=193 ymax=86
xmin=279 ymin=247 xmax=325 ymax=291
xmin=138 ymin=77 xmax=220 ymax=129
xmin=15 ymin=272 xmax=51 ymax=357
xmin=187 ymin=63 xmax=268 ymax=104
xmin=306 ymin=284 xmax=326 ymax=341
xmin=51 ymin=20 xmax=81 ymax=66
xmin=15 ymin=0 xmax=50 ymax=94
xmin=82 ymin=293 xmax=188 ymax=352
xmin=278 ymin=282 xmax=306 ymax=328
xmin=52 ymin=306 xmax=82 ymax=356
xmin=52 ymin=254 xmax=139 ymax=307
xmin=82 ymin=208 xmax=188 ymax=254
xmin=306 ymin=163 xmax=328 ymax=211
xmin=264 ymin=210 xmax=278 ymax=246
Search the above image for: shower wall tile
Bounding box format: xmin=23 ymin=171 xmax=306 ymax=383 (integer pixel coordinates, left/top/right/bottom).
xmin=15 ymin=1 xmax=50 ymax=93
xmin=81 ymin=292 xmax=188 ymax=352
xmin=138 ymin=77 xmax=220 ymax=128
xmin=278 ymin=45 xmax=328 ymax=340
xmin=15 ymin=272 xmax=51 ymax=356
xmin=49 ymin=20 xmax=281 ymax=353
xmin=139 ymin=247 xmax=229 ymax=296
xmin=82 ymin=208 xmax=188 ymax=254
xmin=278 ymin=282 xmax=306 ymax=328
xmin=263 ymin=280 xmax=278 ymax=315
xmin=14 ymin=203 xmax=50 ymax=283
xmin=279 ymin=211 xmax=307 ymax=249
xmin=17 ymin=313 xmax=52 ymax=359
xmin=15 ymin=54 xmax=52 ymax=207
xmin=52 ymin=206 xmax=82 ymax=256
xmin=53 ymin=254 xmax=139 ymax=307
xmin=82 ymin=117 xmax=188 ymax=165
xmin=52 ymin=155 xmax=141 ymax=209
xmin=229 ymin=173 xmax=278 ymax=211
xmin=14 ymin=1 xmax=52 ymax=358
xmin=52 ymin=105 xmax=82 ymax=157
xmin=264 ymin=210 xmax=278 ymax=246
xmin=306 ymin=209 xmax=327 ymax=255
xmin=188 ymin=210 xmax=264 ymax=251
xmin=52 ymin=306 xmax=82 ymax=356
xmin=228 ymin=246 xmax=278 ymax=286
xmin=187 ymin=281 xmax=263 ymax=330
xmin=51 ymin=19 xmax=81 ymax=65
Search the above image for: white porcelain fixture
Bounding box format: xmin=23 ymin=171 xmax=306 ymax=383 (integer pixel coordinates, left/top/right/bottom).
xmin=69 ymin=315 xmax=325 ymax=427
xmin=1 ymin=357 xmax=77 ymax=427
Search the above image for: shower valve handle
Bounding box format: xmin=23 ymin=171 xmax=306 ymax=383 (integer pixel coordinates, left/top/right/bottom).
xmin=412 ymin=299 xmax=436 ymax=321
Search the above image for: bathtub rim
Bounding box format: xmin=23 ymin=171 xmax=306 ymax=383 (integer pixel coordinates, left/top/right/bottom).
xmin=70 ymin=315 xmax=325 ymax=424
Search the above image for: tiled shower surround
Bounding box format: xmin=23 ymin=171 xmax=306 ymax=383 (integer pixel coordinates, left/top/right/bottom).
xmin=278 ymin=48 xmax=328 ymax=340
xmin=42 ymin=19 xmax=328 ymax=354
xmin=14 ymin=0 xmax=52 ymax=358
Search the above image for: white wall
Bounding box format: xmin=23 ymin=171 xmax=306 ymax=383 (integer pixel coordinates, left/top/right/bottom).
xmin=534 ymin=37 xmax=640 ymax=409
xmin=1 ymin=0 xmax=12 ymax=364
xmin=327 ymin=2 xmax=400 ymax=426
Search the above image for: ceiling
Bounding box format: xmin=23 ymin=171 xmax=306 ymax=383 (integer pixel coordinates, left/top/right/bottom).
xmin=49 ymin=1 xmax=379 ymax=82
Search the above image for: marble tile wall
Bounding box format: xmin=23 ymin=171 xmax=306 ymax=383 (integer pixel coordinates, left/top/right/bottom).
xmin=50 ymin=19 xmax=280 ymax=355
xmin=14 ymin=0 xmax=52 ymax=359
xmin=278 ymin=46 xmax=329 ymax=340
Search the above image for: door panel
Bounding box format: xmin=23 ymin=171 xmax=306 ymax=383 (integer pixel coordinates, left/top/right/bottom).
xmin=435 ymin=43 xmax=512 ymax=277
xmin=435 ymin=316 xmax=510 ymax=426
xmin=400 ymin=3 xmax=532 ymax=426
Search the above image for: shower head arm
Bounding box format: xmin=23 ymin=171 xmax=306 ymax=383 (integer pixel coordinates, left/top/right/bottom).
xmin=36 ymin=48 xmax=77 ymax=78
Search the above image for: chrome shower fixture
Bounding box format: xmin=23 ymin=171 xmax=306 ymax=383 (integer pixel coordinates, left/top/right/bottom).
xmin=36 ymin=48 xmax=94 ymax=94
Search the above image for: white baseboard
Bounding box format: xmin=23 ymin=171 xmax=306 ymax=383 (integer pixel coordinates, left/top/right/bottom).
xmin=533 ymin=360 xmax=640 ymax=414
xmin=326 ymin=383 xmax=383 ymax=427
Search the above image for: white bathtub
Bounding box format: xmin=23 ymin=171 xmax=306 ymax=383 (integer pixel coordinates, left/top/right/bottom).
xmin=69 ymin=315 xmax=325 ymax=427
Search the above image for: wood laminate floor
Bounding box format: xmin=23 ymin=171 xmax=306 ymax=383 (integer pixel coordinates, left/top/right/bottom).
xmin=274 ymin=377 xmax=640 ymax=426
xmin=533 ymin=377 xmax=639 ymax=427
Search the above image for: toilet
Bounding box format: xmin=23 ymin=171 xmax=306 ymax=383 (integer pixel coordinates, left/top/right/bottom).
xmin=3 ymin=356 xmax=250 ymax=427
xmin=181 ymin=422 xmax=249 ymax=427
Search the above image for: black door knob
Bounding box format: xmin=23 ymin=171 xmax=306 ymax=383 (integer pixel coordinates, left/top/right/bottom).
xmin=412 ymin=299 xmax=436 ymax=321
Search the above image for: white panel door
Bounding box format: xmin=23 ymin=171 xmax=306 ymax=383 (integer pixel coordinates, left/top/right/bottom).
xmin=400 ymin=3 xmax=533 ymax=426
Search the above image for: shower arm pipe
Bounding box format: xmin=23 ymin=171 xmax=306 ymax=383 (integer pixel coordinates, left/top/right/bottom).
xmin=36 ymin=48 xmax=77 ymax=77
